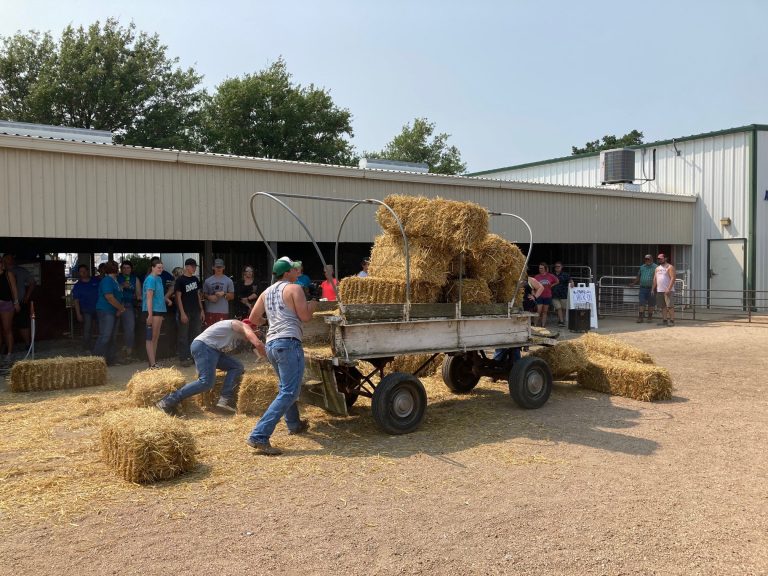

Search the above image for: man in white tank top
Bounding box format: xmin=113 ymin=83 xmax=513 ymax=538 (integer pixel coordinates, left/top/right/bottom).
xmin=246 ymin=256 xmax=318 ymax=455
xmin=652 ymin=253 xmax=677 ymax=327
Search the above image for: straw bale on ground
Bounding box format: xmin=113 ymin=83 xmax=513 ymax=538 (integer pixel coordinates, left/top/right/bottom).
xmin=100 ymin=408 xmax=197 ymax=483
xmin=368 ymin=233 xmax=454 ymax=286
xmin=387 ymin=354 xmax=444 ymax=377
xmin=9 ymin=356 xmax=107 ymax=392
xmin=237 ymin=367 xmax=279 ymax=416
xmin=338 ymin=276 xmax=442 ymax=304
xmin=530 ymin=340 xmax=589 ymax=379
xmin=375 ymin=195 xmax=489 ymax=251
xmin=126 ymin=367 xmax=188 ymax=408
xmin=467 ymin=235 xmax=526 ymax=283
xmin=576 ymin=353 xmax=673 ymax=402
xmin=580 ymin=332 xmax=655 ymax=364
xmin=195 ymin=370 xmax=242 ymax=410
xmin=444 ymin=279 xmax=492 ymax=304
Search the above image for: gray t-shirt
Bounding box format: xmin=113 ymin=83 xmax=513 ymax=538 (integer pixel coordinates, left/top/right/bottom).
xmin=203 ymin=274 xmax=234 ymax=314
xmin=12 ymin=265 xmax=33 ymax=296
xmin=195 ymin=320 xmax=245 ymax=354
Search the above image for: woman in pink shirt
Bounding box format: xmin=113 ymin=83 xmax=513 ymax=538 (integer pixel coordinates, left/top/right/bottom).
xmin=533 ymin=262 xmax=559 ymax=328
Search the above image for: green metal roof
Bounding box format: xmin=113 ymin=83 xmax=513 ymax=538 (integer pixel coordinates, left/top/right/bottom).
xmin=469 ymin=124 xmax=768 ymax=176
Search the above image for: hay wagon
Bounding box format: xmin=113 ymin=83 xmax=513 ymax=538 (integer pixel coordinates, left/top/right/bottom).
xmin=250 ymin=192 xmax=556 ymax=435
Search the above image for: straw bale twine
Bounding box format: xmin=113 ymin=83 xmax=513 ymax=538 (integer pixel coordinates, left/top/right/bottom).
xmin=100 ymin=408 xmax=197 ymax=483
xmin=9 ymin=356 xmax=107 ymax=392
xmin=338 ymin=276 xmax=442 ymax=304
xmin=444 ymin=279 xmax=492 ymax=304
xmin=387 ymin=354 xmax=444 ymax=377
xmin=375 ymin=195 xmax=489 ymax=251
xmin=467 ymin=235 xmax=526 ymax=283
xmin=530 ymin=340 xmax=589 ymax=379
xmin=126 ymin=367 xmax=188 ymax=408
xmin=368 ymin=233 xmax=454 ymax=286
xmin=576 ymin=353 xmax=673 ymax=402
xmin=237 ymin=367 xmax=279 ymax=416
xmin=580 ymin=333 xmax=655 ymax=364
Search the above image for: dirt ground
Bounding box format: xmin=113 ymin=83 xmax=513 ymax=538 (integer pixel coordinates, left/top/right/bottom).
xmin=1 ymin=318 xmax=767 ymax=576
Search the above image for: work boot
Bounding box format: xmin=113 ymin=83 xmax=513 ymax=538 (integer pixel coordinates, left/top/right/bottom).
xmin=288 ymin=419 xmax=310 ymax=435
xmin=155 ymin=399 xmax=178 ymax=416
xmin=246 ymin=438 xmax=282 ymax=456
xmin=215 ymin=396 xmax=237 ymax=414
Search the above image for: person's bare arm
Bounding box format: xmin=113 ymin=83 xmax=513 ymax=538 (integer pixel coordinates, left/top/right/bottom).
xmin=652 ymin=271 xmax=657 ymax=292
xmin=231 ymin=320 xmax=266 ymax=356
xmin=104 ymin=293 xmax=126 ymax=316
xmin=176 ymin=290 xmax=187 ymax=323
xmin=286 ymin=283 xmax=316 ymax=322
xmin=667 ymin=266 xmax=676 ymax=292
xmin=134 ymin=278 xmax=142 ymax=302
xmin=529 ymin=277 xmax=545 ymax=299
xmin=73 ymin=298 xmax=83 ymax=322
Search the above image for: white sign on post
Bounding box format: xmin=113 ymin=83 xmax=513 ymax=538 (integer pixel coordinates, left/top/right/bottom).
xmin=568 ymin=283 xmax=598 ymax=329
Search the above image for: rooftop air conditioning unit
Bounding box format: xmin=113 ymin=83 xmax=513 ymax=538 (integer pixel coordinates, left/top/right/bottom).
xmin=600 ymin=148 xmax=635 ymax=184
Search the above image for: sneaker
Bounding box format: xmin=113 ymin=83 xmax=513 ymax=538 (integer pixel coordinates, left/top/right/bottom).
xmin=246 ymin=438 xmax=282 ymax=456
xmin=288 ymin=419 xmax=310 ymax=435
xmin=215 ymin=397 xmax=237 ymax=414
xmin=155 ymin=399 xmax=177 ymax=416
xmin=148 ymin=363 xmax=164 ymax=370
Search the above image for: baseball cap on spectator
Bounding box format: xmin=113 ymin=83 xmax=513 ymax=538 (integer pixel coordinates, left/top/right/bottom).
xmin=213 ymin=258 xmax=225 ymax=267
xmin=643 ymin=254 xmax=652 ymax=260
xmin=273 ymin=257 xmax=302 ymax=275
xmin=185 ymin=258 xmax=197 ymax=266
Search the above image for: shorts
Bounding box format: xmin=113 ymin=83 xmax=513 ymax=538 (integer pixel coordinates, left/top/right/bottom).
xmin=13 ymin=301 xmax=30 ymax=328
xmin=143 ymin=311 xmax=167 ymax=322
xmin=660 ymin=292 xmax=674 ymax=307
xmin=0 ymin=300 xmax=13 ymax=314
xmin=638 ymin=287 xmax=656 ymax=306
xmin=535 ymin=297 xmax=553 ymax=306
xmin=551 ymin=298 xmax=567 ymax=311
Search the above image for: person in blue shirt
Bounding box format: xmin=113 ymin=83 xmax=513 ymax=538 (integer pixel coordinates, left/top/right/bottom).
xmin=71 ymin=264 xmax=101 ymax=353
xmin=93 ymin=261 xmax=126 ymax=365
xmin=118 ymin=260 xmax=142 ymax=362
xmin=143 ymin=258 xmax=168 ymax=368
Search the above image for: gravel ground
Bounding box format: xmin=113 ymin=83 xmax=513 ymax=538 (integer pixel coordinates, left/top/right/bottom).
xmin=1 ymin=318 xmax=766 ymax=575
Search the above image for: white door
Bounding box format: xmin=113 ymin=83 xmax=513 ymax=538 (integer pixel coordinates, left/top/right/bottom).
xmin=708 ymin=239 xmax=745 ymax=308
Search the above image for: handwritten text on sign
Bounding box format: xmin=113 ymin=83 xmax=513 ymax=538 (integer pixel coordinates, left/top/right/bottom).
xmin=570 ymin=287 xmax=593 ymax=308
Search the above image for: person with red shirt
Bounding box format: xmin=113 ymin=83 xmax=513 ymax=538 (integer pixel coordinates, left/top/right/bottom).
xmin=319 ymin=265 xmax=338 ymax=301
xmin=533 ymin=262 xmax=559 ymax=328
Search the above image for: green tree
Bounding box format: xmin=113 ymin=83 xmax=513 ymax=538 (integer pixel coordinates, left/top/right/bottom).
xmin=201 ymin=58 xmax=355 ymax=165
xmin=366 ymin=117 xmax=466 ymax=175
xmin=0 ymin=19 xmax=205 ymax=150
xmin=571 ymin=130 xmax=644 ymax=155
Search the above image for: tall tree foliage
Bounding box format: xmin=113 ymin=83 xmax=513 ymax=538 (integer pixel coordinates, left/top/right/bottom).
xmin=0 ymin=19 xmax=204 ymax=149
xmin=571 ymin=130 xmax=644 ymax=155
xmin=366 ymin=117 xmax=466 ymax=175
xmin=201 ymin=58 xmax=355 ymax=165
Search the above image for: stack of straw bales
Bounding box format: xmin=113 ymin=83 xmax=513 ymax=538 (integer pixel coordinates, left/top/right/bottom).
xmin=342 ymin=195 xmax=526 ymax=306
xmin=126 ymin=367 xmax=189 ymax=409
xmin=9 ymin=356 xmax=107 ymax=392
xmin=530 ymin=333 xmax=672 ymax=401
xmin=100 ymin=408 xmax=197 ymax=483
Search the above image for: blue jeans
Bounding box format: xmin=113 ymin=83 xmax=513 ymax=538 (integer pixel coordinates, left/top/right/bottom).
xmin=94 ymin=311 xmax=117 ymax=364
xmin=119 ymin=305 xmax=136 ymax=351
xmin=493 ymin=348 xmax=521 ymax=362
xmin=81 ymin=311 xmax=96 ymax=351
xmin=163 ymin=339 xmax=244 ymax=406
xmin=248 ymin=338 xmax=305 ymax=443
xmin=177 ymin=309 xmax=202 ymax=361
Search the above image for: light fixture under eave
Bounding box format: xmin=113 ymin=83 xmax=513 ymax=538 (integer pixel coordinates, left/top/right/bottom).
xmin=719 ymin=217 xmax=732 ymax=227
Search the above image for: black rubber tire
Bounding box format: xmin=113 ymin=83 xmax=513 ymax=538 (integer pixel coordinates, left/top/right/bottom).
xmin=442 ymin=353 xmax=480 ymax=394
xmin=372 ymin=372 xmax=427 ymax=435
xmin=508 ymin=356 xmax=552 ymax=409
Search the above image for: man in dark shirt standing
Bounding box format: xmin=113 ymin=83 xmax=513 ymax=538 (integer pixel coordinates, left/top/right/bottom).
xmin=175 ymin=258 xmax=204 ymax=367
xmin=551 ymin=262 xmax=573 ymax=327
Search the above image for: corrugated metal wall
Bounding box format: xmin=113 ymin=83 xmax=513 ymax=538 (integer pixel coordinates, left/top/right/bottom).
xmin=0 ymin=136 xmax=694 ymax=248
xmin=487 ymin=132 xmax=756 ymax=292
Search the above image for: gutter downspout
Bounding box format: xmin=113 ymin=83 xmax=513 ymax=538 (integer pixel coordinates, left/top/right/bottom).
xmin=749 ymin=128 xmax=758 ymax=303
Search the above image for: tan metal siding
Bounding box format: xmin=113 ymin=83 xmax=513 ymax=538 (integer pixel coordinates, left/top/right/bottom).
xmin=0 ymin=138 xmax=693 ymax=246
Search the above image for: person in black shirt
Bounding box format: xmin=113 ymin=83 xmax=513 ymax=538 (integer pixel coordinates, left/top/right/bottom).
xmin=234 ymin=264 xmax=259 ymax=319
xmin=175 ymin=258 xmax=204 ymax=367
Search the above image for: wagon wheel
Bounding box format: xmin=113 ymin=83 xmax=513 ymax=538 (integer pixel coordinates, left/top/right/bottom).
xmin=372 ymin=372 xmax=427 ymax=435
xmin=442 ymin=352 xmax=480 ymax=394
xmin=508 ymin=356 xmax=552 ymax=409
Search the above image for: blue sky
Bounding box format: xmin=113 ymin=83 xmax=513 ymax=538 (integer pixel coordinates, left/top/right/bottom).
xmin=2 ymin=0 xmax=766 ymax=172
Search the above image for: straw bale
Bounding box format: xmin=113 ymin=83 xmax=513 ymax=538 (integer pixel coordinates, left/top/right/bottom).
xmin=100 ymin=408 xmax=197 ymax=483
xmin=387 ymin=354 xmax=444 ymax=377
xmin=9 ymin=356 xmax=107 ymax=392
xmin=236 ymin=367 xmax=279 ymax=416
xmin=468 ymin=235 xmax=526 ymax=283
xmin=126 ymin=367 xmax=188 ymax=408
xmin=338 ymin=276 xmax=442 ymax=304
xmin=530 ymin=340 xmax=589 ymax=379
xmin=375 ymin=194 xmax=489 ymax=251
xmin=368 ymin=233 xmax=454 ymax=286
xmin=195 ymin=370 xmax=242 ymax=411
xmin=489 ymin=274 xmax=524 ymax=306
xmin=580 ymin=332 xmax=655 ymax=364
xmin=444 ymin=279 xmax=492 ymax=304
xmin=576 ymin=353 xmax=673 ymax=402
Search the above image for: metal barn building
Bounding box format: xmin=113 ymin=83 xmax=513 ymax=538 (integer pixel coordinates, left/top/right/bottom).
xmin=472 ymin=125 xmax=768 ymax=308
